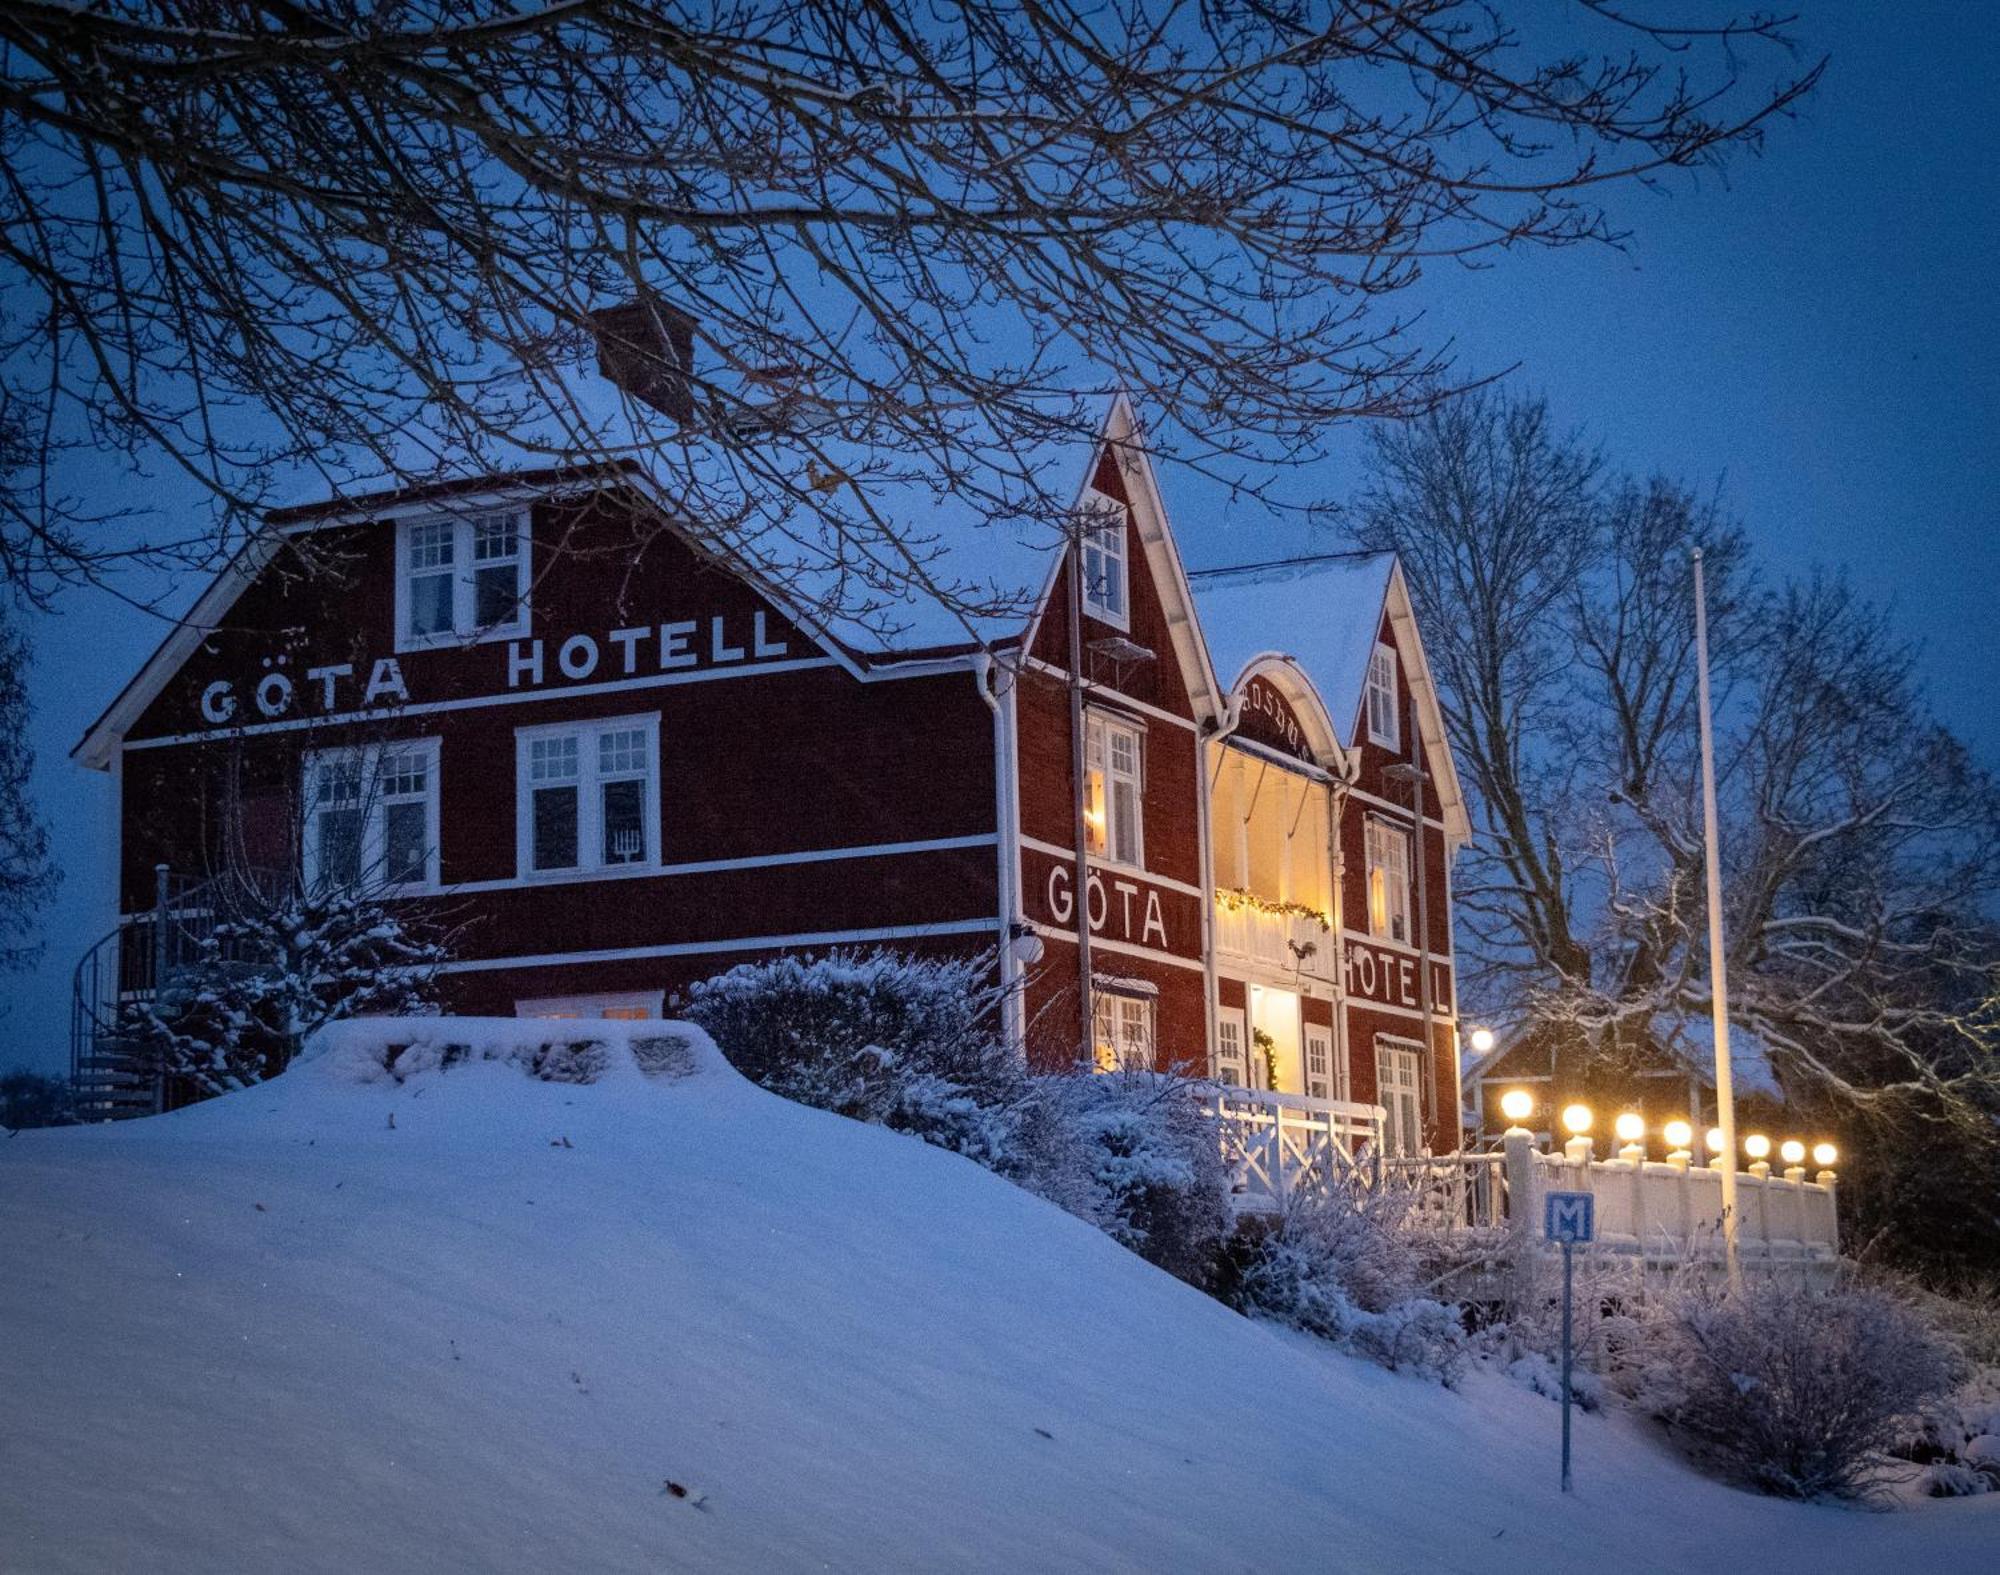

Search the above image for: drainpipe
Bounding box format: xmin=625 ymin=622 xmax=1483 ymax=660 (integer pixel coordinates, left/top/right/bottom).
xmin=973 ymin=653 xmax=1023 ymax=1057
xmin=1327 ymin=775 xmax=1351 ymax=1102
xmin=1200 ymin=693 xmax=1245 ymax=1079
xmin=1066 ymin=532 xmax=1094 ymax=1066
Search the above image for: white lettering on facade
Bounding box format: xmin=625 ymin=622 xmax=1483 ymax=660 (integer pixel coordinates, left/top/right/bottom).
xmin=254 ymin=672 xmax=293 ymax=717
xmin=660 ymin=620 xmax=698 ymax=669
xmin=754 ymin=611 xmax=787 ymax=659
xmin=363 ymin=657 xmax=409 ymax=706
xmin=609 ymin=627 xmax=647 ymax=675
xmin=199 ymin=680 xmax=237 ymax=724
xmin=711 ymin=616 xmax=745 ymax=663
xmin=307 ymin=663 xmax=353 ymax=709
xmin=557 ymin=634 xmax=600 ymax=680
xmin=1044 ymin=862 xmax=1171 ymax=951
xmin=1342 ymin=937 xmax=1450 ymax=1012
xmin=508 ymin=641 xmax=545 ymax=687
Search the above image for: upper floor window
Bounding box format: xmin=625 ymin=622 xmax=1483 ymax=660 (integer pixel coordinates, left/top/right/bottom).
xmin=302 ymin=738 xmax=441 ymax=894
xmin=1078 ymin=492 xmax=1128 ymax=628
xmin=1084 ymin=710 xmax=1143 ymax=867
xmin=1365 ymin=815 xmax=1411 ymax=944
xmin=397 ymin=510 xmax=529 ymax=650
xmin=1366 ymin=641 xmax=1400 ymax=749
xmin=516 ymin=713 xmax=658 ymax=878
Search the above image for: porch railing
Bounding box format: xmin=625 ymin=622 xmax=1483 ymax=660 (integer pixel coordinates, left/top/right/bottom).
xmin=1211 ymin=898 xmax=1335 ymax=982
xmin=1207 ymin=1087 xmax=1384 ymax=1209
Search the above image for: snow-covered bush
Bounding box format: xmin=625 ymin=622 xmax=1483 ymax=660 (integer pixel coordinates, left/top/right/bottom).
xmin=1231 ymin=1175 xmax=1469 ymax=1382
xmin=678 ymin=949 xmax=1026 ymax=1165
xmin=1629 ymin=1278 xmax=1962 ymax=1500
xmin=118 ymin=889 xmax=448 ymax=1099
xmin=1021 ymin=1068 xmax=1233 ymax=1288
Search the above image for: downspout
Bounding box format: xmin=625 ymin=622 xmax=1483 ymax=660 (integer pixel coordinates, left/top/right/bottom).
xmin=1199 ymin=693 xmax=1246 ymax=1078
xmin=973 ymin=653 xmax=1023 ymax=1058
xmin=1410 ymin=696 xmax=1438 ymax=1152
xmin=1066 ymin=538 xmax=1094 ymax=1066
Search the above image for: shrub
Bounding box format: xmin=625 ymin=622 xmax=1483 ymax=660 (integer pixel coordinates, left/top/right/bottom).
xmin=1634 ymin=1279 xmax=1962 ymax=1499
xmin=678 ymin=949 xmax=1027 ymax=1166
xmin=1231 ymin=1175 xmax=1469 ymax=1382
xmin=0 ymin=1068 xmax=75 ymax=1128
xmin=1024 ymin=1068 xmax=1232 ymax=1288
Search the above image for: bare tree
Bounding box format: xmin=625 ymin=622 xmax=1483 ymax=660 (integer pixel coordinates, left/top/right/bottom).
xmin=0 ymin=599 xmax=57 ymax=973
xmin=1354 ymin=391 xmax=2000 ymax=1139
xmin=1 ymin=1 xmax=1819 ymax=629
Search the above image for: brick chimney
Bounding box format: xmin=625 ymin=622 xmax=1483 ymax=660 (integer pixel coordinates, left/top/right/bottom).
xmin=589 ymin=298 xmax=696 ymax=422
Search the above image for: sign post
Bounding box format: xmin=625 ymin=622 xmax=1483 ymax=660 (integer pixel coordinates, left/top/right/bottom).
xmin=1544 ymin=1190 xmax=1596 ymax=1493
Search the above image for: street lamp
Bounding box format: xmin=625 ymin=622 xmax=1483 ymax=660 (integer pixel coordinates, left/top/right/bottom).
xmin=1500 ymin=1088 xmax=1535 ymax=1129
xmin=1469 ymin=1026 xmax=1497 ymax=1056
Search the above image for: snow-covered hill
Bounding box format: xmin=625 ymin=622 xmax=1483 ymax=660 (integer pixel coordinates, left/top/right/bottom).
xmin=3 ymin=1024 xmax=1992 ymax=1573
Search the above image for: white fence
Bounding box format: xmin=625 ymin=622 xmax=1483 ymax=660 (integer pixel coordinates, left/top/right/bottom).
xmin=1208 ymin=1088 xmax=1382 ymax=1208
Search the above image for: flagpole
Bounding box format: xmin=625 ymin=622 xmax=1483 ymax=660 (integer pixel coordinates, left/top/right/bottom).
xmin=1693 ymin=548 xmax=1742 ymax=1289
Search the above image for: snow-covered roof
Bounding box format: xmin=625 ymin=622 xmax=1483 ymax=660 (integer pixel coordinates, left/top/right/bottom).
xmin=1664 ymin=1017 xmax=1785 ymax=1103
xmin=1187 ymin=555 xmax=1396 ymax=749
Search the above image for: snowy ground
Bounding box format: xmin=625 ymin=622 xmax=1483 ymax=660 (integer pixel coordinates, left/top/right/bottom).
xmin=3 ymin=1024 xmax=1994 ymax=1574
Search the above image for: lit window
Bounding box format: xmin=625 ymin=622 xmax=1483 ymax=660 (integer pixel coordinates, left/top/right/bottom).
xmin=1365 ymin=816 xmax=1411 ymax=944
xmin=1367 ymin=641 xmax=1400 ymax=750
xmin=515 ymin=714 xmax=658 ymax=877
xmin=1092 ymin=990 xmax=1155 ymax=1072
xmin=516 ymin=991 xmax=662 ymax=1020
xmin=397 ymin=510 xmax=529 ymax=648
xmin=1078 ymin=491 xmax=1128 ymax=627
xmin=1084 ymin=711 xmax=1144 ymax=866
xmin=302 ymin=739 xmax=441 ymax=893
xmin=1377 ymin=1041 xmax=1425 ymax=1156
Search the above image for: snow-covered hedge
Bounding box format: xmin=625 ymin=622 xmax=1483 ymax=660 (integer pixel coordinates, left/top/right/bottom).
xmin=1620 ymin=1278 xmax=1962 ymax=1500
xmin=1229 ymin=1175 xmax=1469 ymax=1382
xmin=307 ymin=1016 xmax=712 ymax=1086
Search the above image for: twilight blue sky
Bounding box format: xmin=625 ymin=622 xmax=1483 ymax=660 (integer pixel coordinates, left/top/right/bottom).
xmin=6 ymin=4 xmax=1996 ymax=1073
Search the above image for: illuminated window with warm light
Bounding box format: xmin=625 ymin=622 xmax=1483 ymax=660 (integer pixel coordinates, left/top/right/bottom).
xmin=1084 ymin=711 xmax=1143 ymax=866
xmin=516 ymin=991 xmax=662 ymax=1020
xmin=1366 ymin=641 xmax=1400 ymax=749
xmin=1092 ymin=990 xmax=1155 ymax=1071
xmin=1365 ymin=816 xmax=1411 ymax=944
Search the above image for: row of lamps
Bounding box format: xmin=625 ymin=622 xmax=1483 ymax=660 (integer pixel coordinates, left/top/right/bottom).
xmin=1497 ymin=1089 xmax=1838 ymax=1183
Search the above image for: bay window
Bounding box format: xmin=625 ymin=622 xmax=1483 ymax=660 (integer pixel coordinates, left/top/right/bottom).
xmin=1365 ymin=815 xmax=1412 ymax=944
xmin=1084 ymin=710 xmax=1144 ymax=867
xmin=302 ymin=738 xmax=441 ymax=894
xmin=397 ymin=510 xmax=529 ymax=649
xmin=516 ymin=714 xmax=659 ymax=877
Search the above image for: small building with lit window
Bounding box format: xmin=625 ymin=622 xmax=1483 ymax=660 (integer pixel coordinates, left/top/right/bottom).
xmin=72 ymin=357 xmax=1470 ymax=1148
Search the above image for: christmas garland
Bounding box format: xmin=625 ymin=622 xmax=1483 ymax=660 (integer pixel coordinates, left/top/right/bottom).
xmin=1214 ymin=887 xmax=1331 ymax=932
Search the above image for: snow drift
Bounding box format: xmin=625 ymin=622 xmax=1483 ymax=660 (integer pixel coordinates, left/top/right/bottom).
xmin=2 ymin=1018 xmax=1991 ymax=1573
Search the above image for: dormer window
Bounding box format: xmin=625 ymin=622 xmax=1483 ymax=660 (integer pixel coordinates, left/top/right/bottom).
xmin=1367 ymin=641 xmax=1400 ymax=749
xmin=396 ymin=510 xmax=530 ymax=650
xmin=1078 ymin=490 xmax=1128 ymax=628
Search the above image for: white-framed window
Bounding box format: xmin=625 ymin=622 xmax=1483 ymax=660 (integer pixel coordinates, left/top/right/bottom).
xmin=1078 ymin=490 xmax=1129 ymax=628
xmin=396 ymin=510 xmax=530 ymax=650
xmin=515 ymin=713 xmax=659 ymax=878
xmin=1084 ymin=710 xmax=1144 ymax=867
xmin=1305 ymin=1024 xmax=1333 ymax=1102
xmin=1377 ymin=1039 xmax=1426 ymax=1156
xmin=1092 ymin=988 xmax=1156 ymax=1072
xmin=301 ymin=737 xmax=441 ymax=894
xmin=516 ymin=991 xmax=663 ymax=1021
xmin=1367 ymin=641 xmax=1400 ymax=750
xmin=1365 ymin=815 xmax=1412 ymax=944
xmin=1215 ymin=1005 xmax=1248 ymax=1087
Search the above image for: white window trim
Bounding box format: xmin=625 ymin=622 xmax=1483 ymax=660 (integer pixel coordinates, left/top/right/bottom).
xmin=1077 ymin=487 xmax=1130 ymax=632
xmin=513 ymin=712 xmax=661 ymax=882
xmin=1375 ymin=1035 xmax=1427 ymax=1157
xmin=301 ymin=736 xmax=442 ymax=895
xmin=1305 ymin=1022 xmax=1335 ymax=1103
xmin=394 ymin=508 xmax=532 ymax=653
xmin=516 ymin=990 xmax=664 ymax=1020
xmin=1092 ymin=984 xmax=1156 ymax=1072
xmin=1365 ymin=814 xmax=1412 ymax=945
xmin=1084 ymin=707 xmax=1146 ymax=871
xmin=1367 ymin=641 xmax=1400 ymax=750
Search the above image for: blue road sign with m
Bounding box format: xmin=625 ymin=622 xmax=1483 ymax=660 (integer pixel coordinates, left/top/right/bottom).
xmin=1544 ymin=1191 xmax=1595 ymax=1245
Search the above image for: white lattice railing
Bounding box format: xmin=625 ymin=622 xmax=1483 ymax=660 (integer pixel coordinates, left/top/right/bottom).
xmin=1381 ymin=1152 xmax=1511 ymax=1233
xmin=1208 ymin=1088 xmax=1383 ymax=1209
xmin=1211 ymin=899 xmax=1336 ymax=982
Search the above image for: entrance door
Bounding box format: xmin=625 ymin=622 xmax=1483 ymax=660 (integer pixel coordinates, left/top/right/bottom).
xmin=1249 ymin=985 xmax=1302 ymax=1094
xmin=1376 ymin=1040 xmax=1425 ymax=1155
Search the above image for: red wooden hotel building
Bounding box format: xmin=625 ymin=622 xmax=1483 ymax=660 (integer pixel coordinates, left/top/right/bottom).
xmin=74 ymin=354 xmax=1471 ymax=1151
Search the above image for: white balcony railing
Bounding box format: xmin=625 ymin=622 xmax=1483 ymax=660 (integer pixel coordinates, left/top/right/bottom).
xmin=1208 ymin=1087 xmax=1383 ymax=1210
xmin=1212 ymin=896 xmax=1335 ymax=981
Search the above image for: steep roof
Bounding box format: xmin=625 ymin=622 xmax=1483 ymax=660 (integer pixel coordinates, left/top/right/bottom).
xmin=1187 ymin=554 xmax=1396 ymax=750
